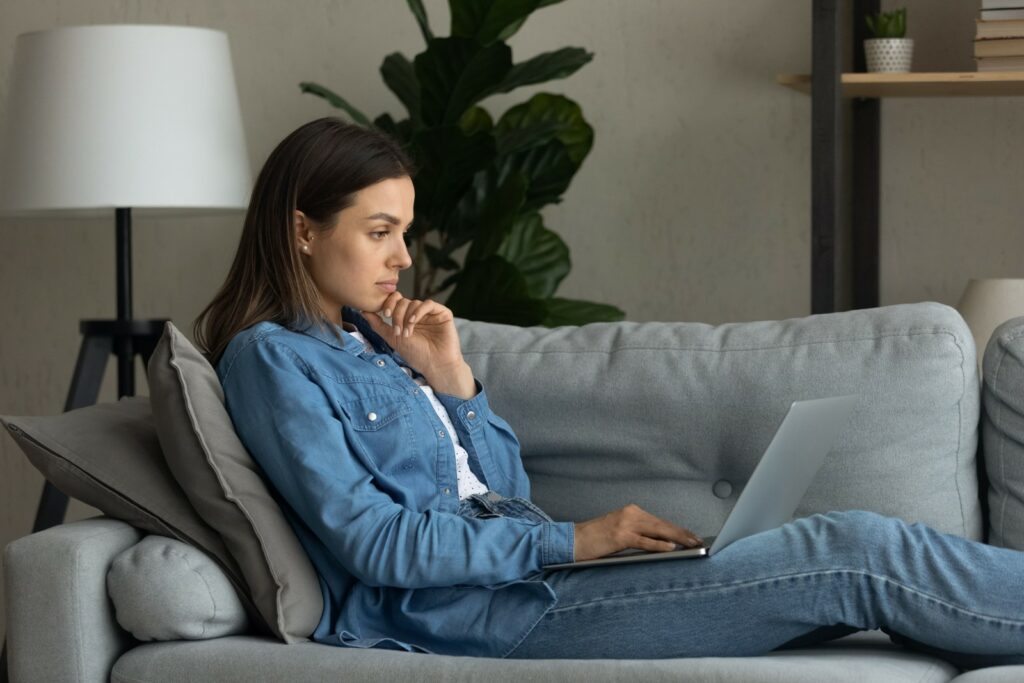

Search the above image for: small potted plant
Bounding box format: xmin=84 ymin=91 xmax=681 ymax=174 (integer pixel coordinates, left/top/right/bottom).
xmin=864 ymin=7 xmax=913 ymax=73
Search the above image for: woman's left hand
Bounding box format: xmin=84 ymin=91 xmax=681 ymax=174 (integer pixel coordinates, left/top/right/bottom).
xmin=361 ymin=292 xmax=465 ymax=375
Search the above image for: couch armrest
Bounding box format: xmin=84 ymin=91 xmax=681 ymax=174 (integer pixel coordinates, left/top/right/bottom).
xmin=4 ymin=516 xmax=142 ymax=683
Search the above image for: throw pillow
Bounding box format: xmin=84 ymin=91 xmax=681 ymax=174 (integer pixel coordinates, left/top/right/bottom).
xmin=0 ymin=397 xmax=267 ymax=635
xmin=108 ymin=534 xmax=250 ymax=640
xmin=146 ymin=321 xmax=323 ymax=643
xmin=981 ymin=314 xmax=1024 ymax=550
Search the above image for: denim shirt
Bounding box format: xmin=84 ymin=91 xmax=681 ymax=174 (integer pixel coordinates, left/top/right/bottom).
xmin=216 ymin=306 xmax=576 ymax=658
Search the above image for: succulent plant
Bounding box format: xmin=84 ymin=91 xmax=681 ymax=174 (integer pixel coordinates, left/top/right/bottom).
xmin=865 ymin=7 xmax=907 ymax=39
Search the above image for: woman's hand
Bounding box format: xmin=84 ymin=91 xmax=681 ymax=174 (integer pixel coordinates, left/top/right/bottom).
xmin=573 ymin=504 xmax=704 ymax=562
xmin=362 ymin=291 xmax=464 ymax=375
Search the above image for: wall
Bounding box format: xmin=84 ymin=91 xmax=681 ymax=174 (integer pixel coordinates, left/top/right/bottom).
xmin=1 ymin=0 xmax=1020 ymax=643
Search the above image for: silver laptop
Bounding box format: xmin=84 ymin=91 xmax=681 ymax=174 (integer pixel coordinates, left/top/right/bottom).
xmin=542 ymin=394 xmax=859 ymax=570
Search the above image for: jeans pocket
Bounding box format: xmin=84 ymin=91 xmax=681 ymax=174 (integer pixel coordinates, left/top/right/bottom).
xmin=461 ymin=494 xmax=504 ymax=519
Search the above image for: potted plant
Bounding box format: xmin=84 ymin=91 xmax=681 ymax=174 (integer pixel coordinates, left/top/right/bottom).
xmin=864 ymin=7 xmax=913 ymax=73
xmin=298 ymin=0 xmax=626 ymax=327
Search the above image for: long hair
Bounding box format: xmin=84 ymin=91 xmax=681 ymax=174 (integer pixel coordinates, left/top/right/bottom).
xmin=193 ymin=117 xmax=417 ymax=366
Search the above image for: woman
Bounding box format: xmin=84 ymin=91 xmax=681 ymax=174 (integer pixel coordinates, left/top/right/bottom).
xmin=196 ymin=117 xmax=1024 ymax=665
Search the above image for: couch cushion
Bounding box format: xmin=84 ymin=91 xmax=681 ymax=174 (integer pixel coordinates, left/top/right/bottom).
xmin=452 ymin=301 xmax=982 ymax=539
xmin=147 ymin=321 xmax=322 ymax=643
xmin=109 ymin=634 xmax=958 ymax=683
xmin=108 ymin=534 xmax=250 ymax=641
xmin=980 ymin=314 xmax=1024 ymax=550
xmin=0 ymin=398 xmax=266 ymax=634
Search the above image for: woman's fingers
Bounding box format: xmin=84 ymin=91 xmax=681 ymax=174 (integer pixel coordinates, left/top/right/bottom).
xmin=382 ymin=291 xmax=405 ymax=318
xmin=403 ymin=300 xmax=427 ymax=337
xmin=402 ymin=299 xmax=452 ymax=337
xmin=636 ymin=508 xmax=703 ymax=548
xmin=630 ymin=532 xmax=679 ymax=553
xmin=391 ymin=298 xmax=412 ymax=337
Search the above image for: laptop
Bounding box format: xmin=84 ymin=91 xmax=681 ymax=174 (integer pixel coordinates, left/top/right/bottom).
xmin=541 ymin=394 xmax=859 ymax=570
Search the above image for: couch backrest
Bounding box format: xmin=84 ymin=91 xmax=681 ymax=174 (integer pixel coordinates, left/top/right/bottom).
xmin=454 ymin=301 xmax=983 ymax=540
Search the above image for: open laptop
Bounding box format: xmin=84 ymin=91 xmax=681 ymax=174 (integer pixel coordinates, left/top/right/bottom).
xmin=542 ymin=394 xmax=859 ymax=570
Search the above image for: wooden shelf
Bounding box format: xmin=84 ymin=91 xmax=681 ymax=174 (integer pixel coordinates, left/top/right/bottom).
xmin=777 ymin=71 xmax=1024 ymax=98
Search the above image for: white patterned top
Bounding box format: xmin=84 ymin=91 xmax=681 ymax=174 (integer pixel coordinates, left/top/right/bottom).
xmin=347 ymin=328 xmax=489 ymax=500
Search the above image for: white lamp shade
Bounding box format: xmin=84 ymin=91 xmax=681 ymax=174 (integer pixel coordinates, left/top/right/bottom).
xmin=0 ymin=24 xmax=252 ymax=217
xmin=955 ymin=278 xmax=1024 ymax=374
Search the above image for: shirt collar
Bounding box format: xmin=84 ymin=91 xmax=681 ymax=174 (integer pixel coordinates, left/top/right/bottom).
xmin=292 ymin=306 xmax=411 ymax=364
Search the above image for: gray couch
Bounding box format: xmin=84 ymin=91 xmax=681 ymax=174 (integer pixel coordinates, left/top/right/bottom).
xmin=6 ymin=301 xmax=1024 ymax=682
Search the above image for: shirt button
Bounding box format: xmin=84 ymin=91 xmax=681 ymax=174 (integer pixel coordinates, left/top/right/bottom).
xmin=376 ymin=359 xmax=386 ymax=367
xmin=443 ymin=487 xmax=450 ymax=495
xmin=367 ymin=412 xmax=378 ymax=421
xmin=466 ymin=410 xmax=476 ymax=420
xmin=438 ymin=430 xmax=445 ymax=438
xmin=412 ymin=388 xmax=419 ymax=395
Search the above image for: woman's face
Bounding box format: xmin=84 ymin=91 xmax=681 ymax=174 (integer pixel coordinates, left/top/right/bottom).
xmin=294 ymin=176 xmax=414 ymax=325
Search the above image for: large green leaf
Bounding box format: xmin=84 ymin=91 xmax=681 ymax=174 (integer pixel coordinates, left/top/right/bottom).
xmin=450 ymin=0 xmax=543 ymax=45
xmin=496 ymin=212 xmax=569 ymax=299
xmin=465 ymin=172 xmax=528 ymax=263
xmin=410 ymin=125 xmax=496 ymax=230
xmin=380 ymin=53 xmax=421 ymax=127
xmin=493 ymin=47 xmax=593 ymax=94
xmin=406 ymin=0 xmax=434 ymax=44
xmin=541 ymin=297 xmax=626 ymax=326
xmin=298 ymin=82 xmax=371 ymax=126
xmin=371 ymin=113 xmax=415 ymax=148
xmin=414 ymin=37 xmax=512 ymax=127
xmin=441 ymin=168 xmax=493 ymax=253
xmin=458 ymin=106 xmax=494 ymax=136
xmin=444 ymin=256 xmax=548 ymax=324
xmin=492 ymin=0 xmax=579 ymax=45
xmin=495 ymin=93 xmax=593 ymax=165
xmin=491 ymin=93 xmax=593 ymax=212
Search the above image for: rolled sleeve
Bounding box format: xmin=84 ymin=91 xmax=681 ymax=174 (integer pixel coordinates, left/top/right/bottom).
xmin=544 ymin=520 xmax=576 ymax=565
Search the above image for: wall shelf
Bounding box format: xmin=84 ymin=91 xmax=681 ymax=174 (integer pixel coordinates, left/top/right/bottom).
xmin=778 ymin=71 xmax=1024 ymax=98
xmin=789 ymin=1 xmax=1020 ymax=314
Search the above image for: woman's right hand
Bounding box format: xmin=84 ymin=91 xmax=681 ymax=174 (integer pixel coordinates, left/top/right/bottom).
xmin=573 ymin=504 xmax=704 ymax=562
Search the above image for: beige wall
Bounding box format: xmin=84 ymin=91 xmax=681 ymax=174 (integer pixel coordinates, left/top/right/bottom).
xmin=0 ymin=0 xmax=1019 ymax=642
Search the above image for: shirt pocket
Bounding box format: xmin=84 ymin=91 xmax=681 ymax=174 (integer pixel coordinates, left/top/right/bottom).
xmin=338 ymin=395 xmax=416 ymax=477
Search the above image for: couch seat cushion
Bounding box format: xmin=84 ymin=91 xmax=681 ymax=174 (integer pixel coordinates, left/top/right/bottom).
xmin=110 ymin=634 xmax=958 ymax=683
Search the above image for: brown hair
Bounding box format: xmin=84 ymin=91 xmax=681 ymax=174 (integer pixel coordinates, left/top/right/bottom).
xmin=193 ymin=117 xmax=417 ymax=366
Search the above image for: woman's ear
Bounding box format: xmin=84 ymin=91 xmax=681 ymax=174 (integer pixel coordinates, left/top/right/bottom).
xmin=293 ymin=210 xmax=312 ymax=251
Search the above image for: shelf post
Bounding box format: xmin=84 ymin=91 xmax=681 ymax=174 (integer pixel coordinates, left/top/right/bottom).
xmin=811 ymin=0 xmax=842 ymax=314
xmin=852 ymin=0 xmax=881 ymax=310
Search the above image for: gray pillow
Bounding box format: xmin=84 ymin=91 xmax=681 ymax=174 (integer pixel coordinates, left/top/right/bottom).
xmin=0 ymin=398 xmax=267 ymax=635
xmin=981 ymin=314 xmax=1024 ymax=550
xmin=146 ymin=321 xmax=322 ymax=644
xmin=108 ymin=534 xmax=250 ymax=641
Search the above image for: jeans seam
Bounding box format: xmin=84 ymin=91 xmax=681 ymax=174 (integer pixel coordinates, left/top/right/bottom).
xmin=549 ymin=568 xmax=1024 ymax=628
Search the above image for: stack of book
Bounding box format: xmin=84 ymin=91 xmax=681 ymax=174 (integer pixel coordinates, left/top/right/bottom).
xmin=976 ymin=0 xmax=1024 ymax=71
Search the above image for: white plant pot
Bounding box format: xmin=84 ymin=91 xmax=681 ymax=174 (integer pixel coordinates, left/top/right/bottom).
xmin=864 ymin=38 xmax=914 ymax=73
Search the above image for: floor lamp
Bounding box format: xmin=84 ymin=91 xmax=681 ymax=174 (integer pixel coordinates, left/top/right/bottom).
xmin=0 ymin=25 xmax=251 ymax=677
xmin=956 ymin=278 xmax=1024 ymax=380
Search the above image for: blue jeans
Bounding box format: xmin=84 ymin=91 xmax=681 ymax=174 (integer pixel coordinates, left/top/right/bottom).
xmin=456 ymin=491 xmax=1024 ymax=667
